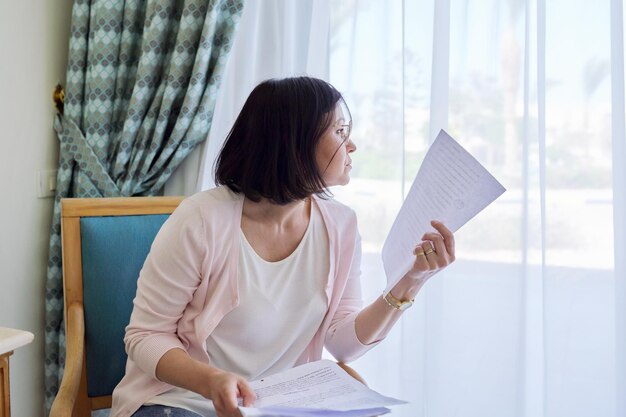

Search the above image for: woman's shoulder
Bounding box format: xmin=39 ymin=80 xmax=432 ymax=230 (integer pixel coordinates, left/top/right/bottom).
xmin=186 ymin=185 xmax=242 ymax=206
xmin=169 ymin=186 xmax=243 ymax=224
xmin=314 ymin=195 xmax=358 ymax=231
xmin=314 ymin=194 xmax=354 ymax=214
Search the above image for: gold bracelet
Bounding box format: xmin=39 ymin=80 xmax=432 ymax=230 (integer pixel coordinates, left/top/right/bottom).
xmin=382 ymin=291 xmax=414 ymax=311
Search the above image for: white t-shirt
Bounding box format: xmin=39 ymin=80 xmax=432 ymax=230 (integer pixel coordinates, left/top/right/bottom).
xmin=147 ymin=202 xmax=329 ymax=415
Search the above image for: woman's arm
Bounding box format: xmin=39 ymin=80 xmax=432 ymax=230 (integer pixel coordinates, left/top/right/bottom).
xmin=124 ymin=200 xmax=256 ymax=417
xmin=354 ymin=220 xmax=456 ymax=345
xmin=155 ymin=348 xmax=256 ymax=417
xmin=124 ymin=200 xmax=205 ymax=376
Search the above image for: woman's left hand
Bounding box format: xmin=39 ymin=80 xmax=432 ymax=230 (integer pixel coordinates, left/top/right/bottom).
xmin=405 ymin=220 xmax=456 ymax=282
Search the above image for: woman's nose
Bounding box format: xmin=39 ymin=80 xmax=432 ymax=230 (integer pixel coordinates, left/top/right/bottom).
xmin=347 ymin=138 xmax=356 ymax=153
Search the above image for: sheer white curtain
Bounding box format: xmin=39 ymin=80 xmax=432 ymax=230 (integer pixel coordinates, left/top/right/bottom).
xmin=164 ymin=0 xmax=330 ymax=195
xmin=329 ymin=1 xmax=625 ymax=416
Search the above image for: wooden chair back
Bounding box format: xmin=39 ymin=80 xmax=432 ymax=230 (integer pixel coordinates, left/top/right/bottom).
xmin=50 ymin=197 xmax=183 ymax=417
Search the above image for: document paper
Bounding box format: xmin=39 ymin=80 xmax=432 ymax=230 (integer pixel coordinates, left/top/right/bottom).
xmin=239 ymin=360 xmax=406 ymax=417
xmin=382 ymin=129 xmax=506 ymax=291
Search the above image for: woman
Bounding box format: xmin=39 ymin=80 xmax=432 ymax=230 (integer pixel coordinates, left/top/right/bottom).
xmin=111 ymin=77 xmax=455 ymax=417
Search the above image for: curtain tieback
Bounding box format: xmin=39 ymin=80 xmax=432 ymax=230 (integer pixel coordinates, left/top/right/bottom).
xmin=53 ymin=114 xmax=121 ymax=197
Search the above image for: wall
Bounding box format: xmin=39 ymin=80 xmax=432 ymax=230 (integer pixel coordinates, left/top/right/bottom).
xmin=0 ymin=1 xmax=73 ymax=416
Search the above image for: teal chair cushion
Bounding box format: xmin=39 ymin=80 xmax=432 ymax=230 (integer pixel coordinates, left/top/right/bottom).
xmin=80 ymin=214 xmax=169 ymax=397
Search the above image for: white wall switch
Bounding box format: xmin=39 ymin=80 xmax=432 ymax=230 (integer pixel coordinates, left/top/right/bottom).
xmin=37 ymin=169 xmax=58 ymax=198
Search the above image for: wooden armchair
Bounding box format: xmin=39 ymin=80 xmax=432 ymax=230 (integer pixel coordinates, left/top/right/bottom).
xmin=50 ymin=197 xmax=184 ymax=417
xmin=50 ymin=196 xmax=366 ymax=417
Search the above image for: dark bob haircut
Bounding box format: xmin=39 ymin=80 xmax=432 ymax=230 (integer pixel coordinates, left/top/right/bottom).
xmin=214 ymin=76 xmax=345 ymax=205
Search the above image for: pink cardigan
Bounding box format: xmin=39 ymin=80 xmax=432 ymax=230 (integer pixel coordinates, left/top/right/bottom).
xmin=110 ymin=187 xmax=377 ymax=417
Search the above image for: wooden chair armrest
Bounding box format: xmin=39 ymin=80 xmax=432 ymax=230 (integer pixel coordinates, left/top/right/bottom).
xmin=50 ymin=302 xmax=85 ymax=417
xmin=337 ymin=362 xmax=367 ymax=386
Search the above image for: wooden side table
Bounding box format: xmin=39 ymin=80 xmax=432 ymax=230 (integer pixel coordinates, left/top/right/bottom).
xmin=0 ymin=328 xmax=34 ymax=417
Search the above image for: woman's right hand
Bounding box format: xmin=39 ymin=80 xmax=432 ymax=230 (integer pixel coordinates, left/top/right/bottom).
xmin=155 ymin=349 xmax=256 ymax=417
xmin=201 ymin=368 xmax=257 ymax=417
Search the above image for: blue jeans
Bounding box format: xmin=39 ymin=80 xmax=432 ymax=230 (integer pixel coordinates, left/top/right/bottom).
xmin=132 ymin=405 xmax=203 ymax=417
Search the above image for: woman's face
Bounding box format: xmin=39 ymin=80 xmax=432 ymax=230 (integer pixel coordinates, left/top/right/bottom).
xmin=316 ymin=103 xmax=356 ymax=187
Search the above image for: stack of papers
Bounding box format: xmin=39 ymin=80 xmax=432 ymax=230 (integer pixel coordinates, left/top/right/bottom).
xmin=239 ymin=360 xmax=406 ymax=417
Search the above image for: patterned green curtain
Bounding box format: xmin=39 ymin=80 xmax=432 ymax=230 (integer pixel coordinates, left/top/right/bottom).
xmin=44 ymin=0 xmax=244 ymax=412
